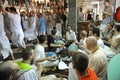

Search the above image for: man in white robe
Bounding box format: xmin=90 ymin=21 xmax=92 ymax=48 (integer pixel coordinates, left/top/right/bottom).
xmin=0 ymin=10 xmax=14 ymax=61
xmin=0 ymin=3 xmax=26 ymax=48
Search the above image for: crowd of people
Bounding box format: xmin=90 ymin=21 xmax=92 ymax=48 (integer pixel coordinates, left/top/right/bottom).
xmin=0 ymin=0 xmax=120 ymax=80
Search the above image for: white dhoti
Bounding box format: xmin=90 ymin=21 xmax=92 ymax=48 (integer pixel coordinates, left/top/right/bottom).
xmin=56 ymin=23 xmax=62 ymax=34
xmin=24 ymin=28 xmax=38 ymax=41
xmin=12 ymin=29 xmax=26 ymax=48
xmin=0 ymin=12 xmax=13 ymax=59
xmin=0 ymin=34 xmax=13 ymax=59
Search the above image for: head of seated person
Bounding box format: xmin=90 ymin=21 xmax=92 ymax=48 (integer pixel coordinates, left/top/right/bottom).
xmin=51 ymin=29 xmax=57 ymax=36
xmin=17 ymin=47 xmax=35 ymax=70
xmin=0 ymin=60 xmax=20 ymax=80
xmin=37 ymin=35 xmax=47 ymax=44
xmin=72 ymin=52 xmax=98 ymax=80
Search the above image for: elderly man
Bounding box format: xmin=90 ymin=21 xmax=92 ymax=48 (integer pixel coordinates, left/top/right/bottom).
xmin=68 ymin=36 xmax=107 ymax=80
xmin=86 ymin=36 xmax=107 ymax=80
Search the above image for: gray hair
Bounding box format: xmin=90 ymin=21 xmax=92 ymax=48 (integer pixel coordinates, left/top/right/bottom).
xmin=86 ymin=36 xmax=97 ymax=46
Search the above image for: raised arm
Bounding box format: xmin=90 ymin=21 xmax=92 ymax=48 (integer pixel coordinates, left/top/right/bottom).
xmin=0 ymin=0 xmax=8 ymax=15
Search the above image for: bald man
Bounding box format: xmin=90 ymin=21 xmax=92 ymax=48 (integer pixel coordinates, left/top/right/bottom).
xmin=68 ymin=36 xmax=107 ymax=80
xmin=0 ymin=60 xmax=39 ymax=80
xmin=86 ymin=36 xmax=107 ymax=80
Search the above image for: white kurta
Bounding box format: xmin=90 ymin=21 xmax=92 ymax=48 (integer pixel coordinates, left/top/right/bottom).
xmin=34 ymin=44 xmax=58 ymax=67
xmin=24 ymin=15 xmax=38 ymax=41
xmin=0 ymin=12 xmax=13 ymax=59
xmin=8 ymin=12 xmax=25 ymax=47
xmin=66 ymin=30 xmax=78 ymax=43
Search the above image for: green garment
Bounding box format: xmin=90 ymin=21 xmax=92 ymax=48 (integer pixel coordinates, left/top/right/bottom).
xmin=17 ymin=61 xmax=32 ymax=70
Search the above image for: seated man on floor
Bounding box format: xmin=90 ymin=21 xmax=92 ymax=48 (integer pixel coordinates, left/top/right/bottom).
xmin=72 ymin=52 xmax=98 ymax=80
xmin=17 ymin=47 xmax=57 ymax=80
xmin=47 ymin=29 xmax=64 ymax=52
xmin=68 ymin=36 xmax=108 ymax=80
xmin=34 ymin=35 xmax=58 ymax=67
xmin=0 ymin=60 xmax=39 ymax=80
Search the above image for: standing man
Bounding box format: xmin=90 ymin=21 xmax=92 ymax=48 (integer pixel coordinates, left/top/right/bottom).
xmin=79 ymin=7 xmax=84 ymax=21
xmin=0 ymin=2 xmax=26 ymax=49
xmin=100 ymin=0 xmax=113 ymax=38
xmin=0 ymin=7 xmax=14 ymax=61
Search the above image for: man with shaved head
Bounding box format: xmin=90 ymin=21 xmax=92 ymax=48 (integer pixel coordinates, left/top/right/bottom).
xmin=86 ymin=36 xmax=107 ymax=80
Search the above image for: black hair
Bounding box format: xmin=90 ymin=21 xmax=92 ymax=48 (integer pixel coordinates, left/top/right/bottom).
xmin=9 ymin=7 xmax=17 ymax=13
xmin=92 ymin=27 xmax=100 ymax=37
xmin=5 ymin=7 xmax=9 ymax=11
xmin=38 ymin=35 xmax=46 ymax=44
xmin=114 ymin=25 xmax=120 ymax=32
xmin=72 ymin=52 xmax=89 ymax=73
xmin=104 ymin=0 xmax=109 ymax=3
xmin=51 ymin=29 xmax=56 ymax=35
xmin=53 ymin=27 xmax=56 ymax=29
xmin=22 ymin=47 xmax=33 ymax=60
xmin=67 ymin=25 xmax=71 ymax=28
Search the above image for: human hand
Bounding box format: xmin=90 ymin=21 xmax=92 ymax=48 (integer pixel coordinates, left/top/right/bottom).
xmin=47 ymin=56 xmax=53 ymax=61
xmin=59 ymin=43 xmax=64 ymax=48
xmin=37 ymin=65 xmax=44 ymax=76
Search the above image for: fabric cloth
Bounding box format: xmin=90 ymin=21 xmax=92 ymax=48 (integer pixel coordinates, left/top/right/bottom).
xmin=18 ymin=69 xmax=39 ymax=80
xmin=40 ymin=75 xmax=57 ymax=80
xmin=56 ymin=23 xmax=62 ymax=35
xmin=17 ymin=60 xmax=39 ymax=80
xmin=34 ymin=44 xmax=46 ymax=60
xmin=55 ymin=30 xmax=62 ymax=40
xmin=88 ymin=47 xmax=107 ymax=80
xmin=111 ymin=34 xmax=120 ymax=53
xmin=7 ymin=12 xmax=25 ymax=47
xmin=24 ymin=14 xmax=38 ymax=41
xmin=102 ymin=5 xmax=113 ymax=24
xmin=79 ymin=38 xmax=86 ymax=48
xmin=17 ymin=61 xmax=33 ymax=70
xmin=4 ymin=14 xmax=12 ymax=35
xmin=97 ymin=39 xmax=104 ymax=49
xmin=68 ymin=43 xmax=78 ymax=51
xmin=39 ymin=17 xmax=46 ymax=35
xmin=46 ymin=15 xmax=53 ymax=35
xmin=68 ymin=63 xmax=78 ymax=80
xmin=0 ymin=12 xmax=13 ymax=59
xmin=21 ymin=16 xmax=29 ymax=31
xmin=66 ymin=30 xmax=78 ymax=43
xmin=47 ymin=35 xmax=57 ymax=52
xmin=79 ymin=11 xmax=84 ymax=21
xmin=34 ymin=44 xmax=58 ymax=67
xmin=79 ymin=68 xmax=98 ymax=80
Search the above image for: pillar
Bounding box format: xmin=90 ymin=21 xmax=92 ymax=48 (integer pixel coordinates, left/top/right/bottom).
xmin=68 ymin=0 xmax=77 ymax=31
